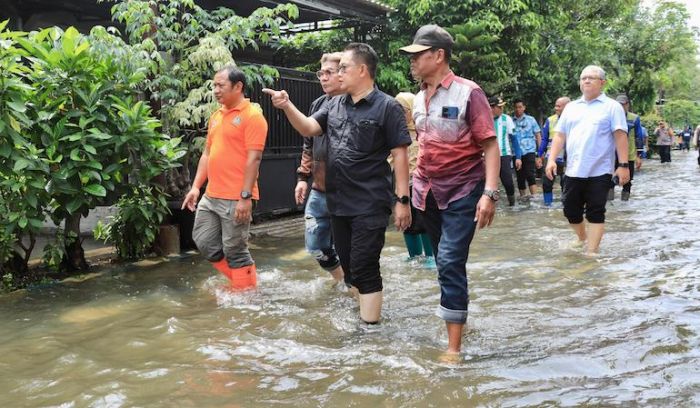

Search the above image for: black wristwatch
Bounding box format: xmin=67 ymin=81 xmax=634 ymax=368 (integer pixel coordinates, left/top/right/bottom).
xmin=240 ymin=191 xmax=253 ymax=200
xmin=396 ymin=195 xmax=410 ymax=205
xmin=618 ymin=162 xmax=629 ymax=168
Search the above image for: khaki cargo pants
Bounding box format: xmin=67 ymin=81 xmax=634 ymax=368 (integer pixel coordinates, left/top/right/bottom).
xmin=192 ymin=195 xmax=253 ymax=268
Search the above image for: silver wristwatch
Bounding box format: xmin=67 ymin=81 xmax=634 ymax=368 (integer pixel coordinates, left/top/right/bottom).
xmin=482 ymin=189 xmax=500 ymax=202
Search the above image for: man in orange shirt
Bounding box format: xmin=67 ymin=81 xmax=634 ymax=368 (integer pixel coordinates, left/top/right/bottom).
xmin=182 ymin=66 xmax=268 ymax=289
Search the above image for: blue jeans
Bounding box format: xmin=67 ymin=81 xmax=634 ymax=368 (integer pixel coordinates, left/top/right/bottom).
xmin=304 ymin=189 xmax=340 ymax=272
xmin=420 ymin=181 xmax=483 ymax=324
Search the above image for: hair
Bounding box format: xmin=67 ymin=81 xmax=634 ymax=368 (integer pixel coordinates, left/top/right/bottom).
xmin=320 ymin=52 xmax=343 ymax=65
xmin=344 ymin=42 xmax=379 ymax=79
xmin=513 ymin=98 xmax=525 ymax=106
xmin=438 ymin=48 xmax=451 ymax=63
xmin=581 ymin=65 xmax=606 ymax=80
xmin=217 ymin=65 xmax=247 ymax=91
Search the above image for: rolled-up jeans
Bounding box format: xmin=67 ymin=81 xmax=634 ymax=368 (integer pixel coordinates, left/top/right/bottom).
xmin=192 ymin=195 xmax=253 ymax=268
xmin=420 ymin=181 xmax=483 ymax=324
xmin=304 ymin=189 xmax=341 ymax=272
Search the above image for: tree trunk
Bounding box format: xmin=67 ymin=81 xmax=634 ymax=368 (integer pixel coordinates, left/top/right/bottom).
xmin=63 ymin=213 xmax=88 ymax=271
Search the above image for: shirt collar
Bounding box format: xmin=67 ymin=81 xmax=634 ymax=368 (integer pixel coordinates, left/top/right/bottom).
xmin=219 ymin=98 xmax=250 ymax=114
xmin=420 ymin=71 xmax=456 ymax=91
xmin=344 ymin=85 xmax=378 ymax=106
xmin=577 ymin=93 xmax=607 ymax=104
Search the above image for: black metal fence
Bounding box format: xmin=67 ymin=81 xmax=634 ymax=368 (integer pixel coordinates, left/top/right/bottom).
xmin=248 ymin=66 xmax=323 ymax=217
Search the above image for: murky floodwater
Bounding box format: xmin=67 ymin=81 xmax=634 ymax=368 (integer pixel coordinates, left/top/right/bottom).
xmin=2 ymin=152 xmax=700 ymax=407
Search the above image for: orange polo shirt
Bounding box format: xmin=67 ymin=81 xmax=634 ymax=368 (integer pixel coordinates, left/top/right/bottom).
xmin=205 ymin=99 xmax=268 ymax=200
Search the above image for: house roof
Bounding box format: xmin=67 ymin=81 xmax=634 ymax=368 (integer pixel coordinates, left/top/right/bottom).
xmin=2 ymin=0 xmax=393 ymax=32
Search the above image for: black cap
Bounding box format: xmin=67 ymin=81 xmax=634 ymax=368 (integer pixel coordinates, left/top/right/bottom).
xmin=400 ymin=24 xmax=454 ymax=54
xmin=488 ymin=96 xmax=506 ymax=107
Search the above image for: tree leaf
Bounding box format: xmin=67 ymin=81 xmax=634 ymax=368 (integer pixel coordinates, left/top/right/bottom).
xmin=6 ymin=101 xmax=27 ymax=113
xmin=84 ymin=184 xmax=107 ymax=197
xmin=13 ymin=158 xmax=31 ymax=171
xmin=66 ymin=198 xmax=83 ymax=214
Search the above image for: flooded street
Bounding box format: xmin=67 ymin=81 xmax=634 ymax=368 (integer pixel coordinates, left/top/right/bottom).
xmin=1 ymin=152 xmax=699 ymax=407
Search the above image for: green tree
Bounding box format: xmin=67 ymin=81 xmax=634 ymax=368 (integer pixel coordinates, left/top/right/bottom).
xmin=103 ymin=0 xmax=299 ymax=201
xmin=0 ymin=20 xmax=49 ymax=280
xmin=607 ymin=1 xmax=698 ymax=114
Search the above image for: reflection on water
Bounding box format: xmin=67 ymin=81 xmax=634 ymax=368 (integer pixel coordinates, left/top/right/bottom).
xmin=2 ymin=153 xmax=700 ymax=407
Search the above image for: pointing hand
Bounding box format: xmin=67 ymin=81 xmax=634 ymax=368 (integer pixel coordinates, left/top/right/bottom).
xmin=262 ymin=88 xmax=290 ymax=109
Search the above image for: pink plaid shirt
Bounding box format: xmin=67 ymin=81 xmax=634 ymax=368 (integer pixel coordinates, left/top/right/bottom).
xmin=412 ymin=72 xmax=495 ymax=210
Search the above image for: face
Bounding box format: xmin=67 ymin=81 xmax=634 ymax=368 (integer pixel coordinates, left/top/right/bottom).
xmin=619 ymin=101 xmax=629 ymax=113
xmin=554 ymin=99 xmax=568 ymax=116
xmin=408 ymin=48 xmax=436 ymax=80
xmin=317 ymin=61 xmax=342 ymax=95
xmin=338 ymin=51 xmax=367 ymax=93
xmin=491 ymin=105 xmax=502 ymax=117
xmin=213 ymin=71 xmax=242 ymax=107
xmin=514 ymin=102 xmax=526 ymax=117
xmin=579 ymin=68 xmax=605 ymax=98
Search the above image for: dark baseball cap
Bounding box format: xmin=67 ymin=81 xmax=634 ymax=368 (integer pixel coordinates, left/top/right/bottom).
xmin=488 ymin=96 xmax=506 ymax=107
xmin=400 ymin=24 xmax=454 ymax=54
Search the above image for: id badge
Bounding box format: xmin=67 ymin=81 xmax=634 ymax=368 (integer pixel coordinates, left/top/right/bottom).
xmin=442 ymin=106 xmax=459 ymax=119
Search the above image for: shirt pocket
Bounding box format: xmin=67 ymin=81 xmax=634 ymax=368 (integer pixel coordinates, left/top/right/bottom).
xmin=351 ymin=119 xmax=381 ymax=153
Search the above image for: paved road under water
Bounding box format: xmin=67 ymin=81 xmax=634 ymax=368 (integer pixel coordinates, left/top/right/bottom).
xmin=1 ymin=152 xmax=699 ymax=407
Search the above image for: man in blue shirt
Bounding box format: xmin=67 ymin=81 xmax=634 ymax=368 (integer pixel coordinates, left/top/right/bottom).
xmin=512 ymin=99 xmax=541 ymax=202
xmin=546 ymin=65 xmax=629 ymax=255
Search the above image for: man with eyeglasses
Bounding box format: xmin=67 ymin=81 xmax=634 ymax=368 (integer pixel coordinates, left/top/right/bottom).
xmin=295 ymin=52 xmax=346 ymax=286
xmin=263 ymin=43 xmax=412 ymax=325
xmin=400 ymin=24 xmax=499 ymax=357
xmin=545 ymin=65 xmax=629 ymax=255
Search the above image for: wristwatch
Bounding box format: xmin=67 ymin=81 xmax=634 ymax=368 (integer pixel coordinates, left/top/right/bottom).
xmin=482 ymin=189 xmax=500 ymax=202
xmin=396 ymin=195 xmax=410 ymax=205
xmin=618 ymin=162 xmax=629 ymax=168
xmin=240 ymin=191 xmax=253 ymax=200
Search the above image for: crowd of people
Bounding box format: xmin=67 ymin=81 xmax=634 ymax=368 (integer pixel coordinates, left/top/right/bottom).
xmin=179 ymin=24 xmax=697 ymax=357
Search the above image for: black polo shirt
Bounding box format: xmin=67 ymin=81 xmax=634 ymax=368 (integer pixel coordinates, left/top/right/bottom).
xmin=311 ymin=88 xmax=411 ymax=216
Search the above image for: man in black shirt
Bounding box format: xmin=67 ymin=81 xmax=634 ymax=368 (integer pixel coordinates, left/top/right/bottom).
xmin=263 ymin=43 xmax=412 ymax=324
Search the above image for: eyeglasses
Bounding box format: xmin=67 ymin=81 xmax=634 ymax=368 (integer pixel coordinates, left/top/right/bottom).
xmin=315 ymin=68 xmax=338 ymax=79
xmin=580 ymin=76 xmax=602 ymax=81
xmin=338 ymin=63 xmax=357 ymax=74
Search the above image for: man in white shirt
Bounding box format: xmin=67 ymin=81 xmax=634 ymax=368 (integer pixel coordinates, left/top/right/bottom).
xmin=545 ymin=65 xmax=629 ymax=254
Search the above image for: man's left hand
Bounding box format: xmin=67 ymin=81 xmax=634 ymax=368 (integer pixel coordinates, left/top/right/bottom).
xmin=394 ymin=203 xmax=412 ymax=231
xmin=234 ymin=199 xmax=253 ymax=224
xmin=474 ymin=195 xmax=496 ymax=229
xmin=615 ymin=167 xmax=631 ymax=186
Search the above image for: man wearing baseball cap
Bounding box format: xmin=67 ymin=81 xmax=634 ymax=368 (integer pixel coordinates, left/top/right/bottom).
xmin=401 ymin=25 xmax=500 ymax=357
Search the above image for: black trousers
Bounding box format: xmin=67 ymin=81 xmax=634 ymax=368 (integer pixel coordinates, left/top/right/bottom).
xmin=658 ymin=145 xmax=672 ymax=163
xmin=499 ymin=156 xmax=516 ymax=197
xmin=331 ymin=213 xmax=388 ymax=294
xmin=516 ymin=152 xmax=537 ymax=190
xmin=562 ymin=174 xmax=611 ymax=224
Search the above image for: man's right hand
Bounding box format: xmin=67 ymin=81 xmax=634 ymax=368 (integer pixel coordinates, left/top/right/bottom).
xmin=515 ymin=159 xmax=522 ymax=171
xmin=544 ymin=160 xmax=557 ymax=180
xmin=262 ymin=88 xmax=290 ymax=110
xmin=535 ymin=157 xmax=543 ymax=169
xmin=294 ymin=181 xmax=308 ymax=205
xmin=181 ymin=187 xmax=200 ymax=212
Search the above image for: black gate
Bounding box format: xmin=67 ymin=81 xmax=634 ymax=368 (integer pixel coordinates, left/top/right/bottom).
xmin=248 ymin=66 xmax=323 ymax=217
